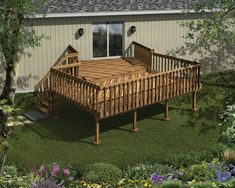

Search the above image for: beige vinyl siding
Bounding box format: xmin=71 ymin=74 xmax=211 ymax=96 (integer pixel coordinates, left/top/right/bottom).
xmin=17 ymin=13 xmax=201 ymax=92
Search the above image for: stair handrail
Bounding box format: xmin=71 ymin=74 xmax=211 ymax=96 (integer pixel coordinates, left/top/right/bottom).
xmin=35 ymin=45 xmax=79 ymax=92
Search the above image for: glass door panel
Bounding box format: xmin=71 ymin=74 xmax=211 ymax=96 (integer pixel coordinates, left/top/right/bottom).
xmin=109 ymin=23 xmax=123 ymax=56
xmin=93 ymin=24 xmax=107 ymax=58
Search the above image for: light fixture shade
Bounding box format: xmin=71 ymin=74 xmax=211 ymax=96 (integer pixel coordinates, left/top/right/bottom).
xmin=130 ymin=26 xmax=136 ymax=33
xmin=78 ymin=28 xmax=84 ymax=36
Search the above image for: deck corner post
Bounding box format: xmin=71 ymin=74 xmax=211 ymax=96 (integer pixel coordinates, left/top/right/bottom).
xmin=164 ymin=100 xmax=170 ymax=121
xmin=131 ymin=110 xmax=139 ymax=133
xmin=50 ymin=92 xmax=60 ymax=119
xmin=93 ymin=119 xmax=101 ymax=145
xmin=192 ymin=91 xmax=197 ymax=112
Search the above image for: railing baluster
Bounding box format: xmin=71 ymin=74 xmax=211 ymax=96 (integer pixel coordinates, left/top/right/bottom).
xmin=104 ymin=87 xmax=106 ymax=117
xmin=118 ymin=84 xmax=121 ymax=113
xmin=109 ymin=86 xmax=112 ymax=116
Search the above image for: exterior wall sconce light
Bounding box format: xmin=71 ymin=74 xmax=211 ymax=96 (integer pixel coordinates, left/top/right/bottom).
xmin=130 ymin=26 xmax=136 ymax=34
xmin=78 ymin=28 xmax=84 ymax=36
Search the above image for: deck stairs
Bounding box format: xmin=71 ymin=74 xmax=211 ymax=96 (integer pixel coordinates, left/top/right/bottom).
xmin=35 ymin=45 xmax=79 ymax=115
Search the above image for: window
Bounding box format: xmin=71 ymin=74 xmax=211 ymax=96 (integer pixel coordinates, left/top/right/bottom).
xmin=93 ymin=22 xmax=123 ymax=58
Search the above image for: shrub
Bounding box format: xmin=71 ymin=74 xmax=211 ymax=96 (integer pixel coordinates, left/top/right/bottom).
xmin=160 ymin=180 xmax=183 ymax=188
xmin=190 ymin=182 xmax=216 ymax=188
xmin=181 ymin=162 xmax=215 ymax=182
xmin=35 ymin=163 xmax=78 ymax=187
xmin=2 ymin=164 xmax=18 ymax=177
xmin=30 ymin=177 xmax=63 ymax=188
xmin=218 ymin=103 xmax=235 ymax=143
xmin=0 ymin=176 xmax=28 ymax=188
xmin=164 ymin=151 xmax=215 ymax=168
xmin=222 ymin=179 xmax=235 ymax=188
xmin=208 ymin=160 xmax=232 ymax=182
xmin=82 ymin=163 xmax=122 ymax=186
xmin=123 ymin=163 xmax=174 ymax=180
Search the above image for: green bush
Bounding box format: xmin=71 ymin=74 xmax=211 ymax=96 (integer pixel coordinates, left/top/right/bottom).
xmin=221 ymin=179 xmax=235 ymax=188
xmin=181 ymin=162 xmax=215 ymax=182
xmin=82 ymin=163 xmax=122 ymax=186
xmin=164 ymin=151 xmax=215 ymax=168
xmin=123 ymin=163 xmax=174 ymax=180
xmin=190 ymin=182 xmax=216 ymax=188
xmin=0 ymin=176 xmax=28 ymax=188
xmin=2 ymin=164 xmax=18 ymax=177
xmin=160 ymin=180 xmax=183 ymax=188
xmin=218 ymin=103 xmax=235 ymax=144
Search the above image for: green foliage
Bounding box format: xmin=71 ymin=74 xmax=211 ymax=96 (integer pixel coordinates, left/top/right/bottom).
xmin=0 ymin=176 xmax=28 ymax=188
xmin=180 ymin=162 xmax=215 ymax=182
xmin=123 ymin=163 xmax=174 ymax=180
xmin=2 ymin=164 xmax=17 ymax=176
xmin=181 ymin=0 xmax=235 ymax=46
xmin=0 ymin=100 xmax=18 ymax=115
xmin=221 ymin=179 xmax=235 ymax=188
xmin=190 ymin=182 xmax=216 ymax=188
xmin=160 ymin=180 xmax=183 ymax=188
xmin=164 ymin=151 xmax=215 ymax=168
xmin=218 ymin=103 xmax=235 ymax=143
xmin=82 ymin=163 xmax=122 ymax=186
xmin=0 ymin=0 xmax=48 ymax=61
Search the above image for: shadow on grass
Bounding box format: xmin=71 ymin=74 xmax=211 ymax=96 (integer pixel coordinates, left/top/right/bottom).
xmin=27 ymin=103 xmax=166 ymax=143
xmin=169 ymin=74 xmax=235 ymax=136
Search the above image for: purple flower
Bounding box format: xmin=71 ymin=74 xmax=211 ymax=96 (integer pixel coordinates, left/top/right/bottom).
xmin=150 ymin=173 xmax=164 ymax=183
xmin=63 ymin=168 xmax=70 ymax=176
xmin=51 ymin=164 xmax=60 ymax=177
xmin=39 ymin=165 xmax=45 ymax=173
xmin=216 ymin=172 xmax=231 ymax=182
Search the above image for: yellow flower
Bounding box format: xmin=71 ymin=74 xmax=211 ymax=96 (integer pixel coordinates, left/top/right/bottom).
xmin=144 ymin=183 xmax=149 ymax=187
xmin=188 ymin=179 xmax=196 ymax=185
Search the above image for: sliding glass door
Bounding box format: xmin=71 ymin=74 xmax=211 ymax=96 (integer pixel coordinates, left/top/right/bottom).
xmin=93 ymin=22 xmax=123 ymax=58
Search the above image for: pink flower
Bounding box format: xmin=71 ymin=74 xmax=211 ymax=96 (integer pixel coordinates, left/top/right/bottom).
xmin=50 ymin=164 xmax=60 ymax=177
xmin=39 ymin=165 xmax=45 ymax=173
xmin=63 ymin=168 xmax=70 ymax=176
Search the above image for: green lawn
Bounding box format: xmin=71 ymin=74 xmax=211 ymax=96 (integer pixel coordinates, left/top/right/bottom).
xmin=6 ymin=71 xmax=235 ymax=168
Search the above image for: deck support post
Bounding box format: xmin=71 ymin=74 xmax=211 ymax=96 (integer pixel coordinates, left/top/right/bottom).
xmin=50 ymin=93 xmax=59 ymax=119
xmin=93 ymin=120 xmax=101 ymax=145
xmin=131 ymin=110 xmax=139 ymax=132
xmin=192 ymin=91 xmax=197 ymax=112
xmin=164 ymin=100 xmax=169 ymax=121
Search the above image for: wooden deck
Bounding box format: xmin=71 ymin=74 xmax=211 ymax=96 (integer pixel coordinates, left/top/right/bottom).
xmin=35 ymin=42 xmax=201 ymax=144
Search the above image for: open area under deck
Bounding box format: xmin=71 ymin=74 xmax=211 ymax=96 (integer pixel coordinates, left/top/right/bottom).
xmin=35 ymin=41 xmax=201 ymax=144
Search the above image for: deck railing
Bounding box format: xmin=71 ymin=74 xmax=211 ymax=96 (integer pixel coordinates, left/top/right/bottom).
xmin=98 ymin=64 xmax=200 ymax=118
xmin=132 ymin=41 xmax=199 ymax=73
xmin=50 ymin=68 xmax=100 ymax=115
xmin=35 ymin=50 xmax=79 ymax=92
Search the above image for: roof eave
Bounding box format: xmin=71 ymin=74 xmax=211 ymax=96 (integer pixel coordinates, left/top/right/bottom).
xmin=33 ymin=9 xmax=187 ymax=19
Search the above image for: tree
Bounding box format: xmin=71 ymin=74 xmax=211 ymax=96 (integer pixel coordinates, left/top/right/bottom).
xmin=182 ymin=0 xmax=235 ymax=46
xmin=177 ymin=0 xmax=235 ymax=72
xmin=0 ymin=0 xmax=47 ymax=135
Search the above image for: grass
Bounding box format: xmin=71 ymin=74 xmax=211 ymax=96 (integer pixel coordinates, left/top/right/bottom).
xmin=6 ymin=71 xmax=235 ymax=168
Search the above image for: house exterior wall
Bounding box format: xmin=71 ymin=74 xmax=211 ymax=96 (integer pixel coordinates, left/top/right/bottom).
xmin=15 ymin=13 xmax=211 ymax=92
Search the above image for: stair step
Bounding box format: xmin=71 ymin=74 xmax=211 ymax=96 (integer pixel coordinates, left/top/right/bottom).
xmin=36 ymin=105 xmax=49 ymax=115
xmin=41 ymin=101 xmax=49 ymax=107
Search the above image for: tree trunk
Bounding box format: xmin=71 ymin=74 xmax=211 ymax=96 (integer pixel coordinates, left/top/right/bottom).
xmin=0 ymin=62 xmax=18 ymax=136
